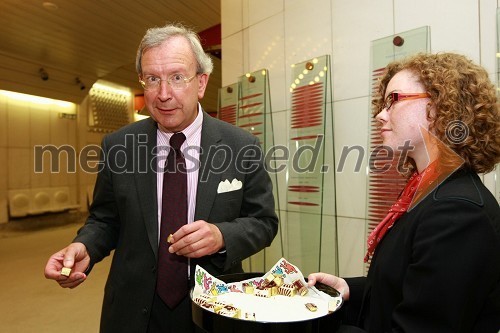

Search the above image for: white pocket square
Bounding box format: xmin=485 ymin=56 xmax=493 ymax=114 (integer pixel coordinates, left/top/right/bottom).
xmin=217 ymin=178 xmax=243 ymax=193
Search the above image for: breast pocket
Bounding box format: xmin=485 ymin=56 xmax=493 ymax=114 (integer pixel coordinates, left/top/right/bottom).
xmin=209 ymin=189 xmax=243 ymax=222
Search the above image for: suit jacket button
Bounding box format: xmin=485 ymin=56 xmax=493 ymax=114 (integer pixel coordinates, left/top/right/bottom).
xmin=152 ymin=266 xmax=156 ymax=273
xmin=142 ymin=307 xmax=148 ymax=315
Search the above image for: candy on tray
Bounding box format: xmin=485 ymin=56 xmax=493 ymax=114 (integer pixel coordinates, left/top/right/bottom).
xmin=199 ymin=302 xmax=217 ymax=312
xmin=194 ymin=294 xmax=216 ymax=304
xmin=305 ymin=303 xmax=318 ymax=312
xmin=213 ymin=301 xmax=229 ymax=312
xmin=242 ymin=283 xmax=254 ymax=294
xmin=273 ymin=275 xmax=284 ymax=287
xmin=260 ymin=273 xmax=275 ymax=288
xmin=254 ymin=288 xmax=272 ymax=298
xmin=277 ymin=283 xmax=296 ymax=297
xmin=292 ymin=279 xmax=308 ymax=296
xmin=216 ymin=304 xmax=241 ymax=318
xmin=328 ymin=298 xmax=342 ymax=313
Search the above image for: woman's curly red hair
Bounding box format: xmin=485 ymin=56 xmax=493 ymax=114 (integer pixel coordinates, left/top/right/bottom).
xmin=372 ymin=52 xmax=500 ymax=174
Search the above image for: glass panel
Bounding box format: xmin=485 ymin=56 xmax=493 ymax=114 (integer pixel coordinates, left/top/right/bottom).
xmin=366 ymin=26 xmax=430 ymax=273
xmin=371 ymin=26 xmax=430 ymax=69
xmin=217 ymin=83 xmax=239 ymax=125
xmin=286 ymin=55 xmax=334 ymax=275
xmin=238 ymin=71 xmax=266 ymax=143
xmin=237 ymin=69 xmax=283 ymax=272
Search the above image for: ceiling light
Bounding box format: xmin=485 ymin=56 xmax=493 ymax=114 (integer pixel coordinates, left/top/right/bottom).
xmin=39 ymin=68 xmax=49 ymax=81
xmin=42 ymin=2 xmax=58 ymax=11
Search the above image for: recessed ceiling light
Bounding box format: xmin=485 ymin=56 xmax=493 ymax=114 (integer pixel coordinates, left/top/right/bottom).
xmin=42 ymin=2 xmax=58 ymax=11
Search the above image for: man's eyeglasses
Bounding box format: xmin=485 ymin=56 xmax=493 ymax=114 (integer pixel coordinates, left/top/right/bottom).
xmin=382 ymin=92 xmax=431 ymax=111
xmin=139 ymin=73 xmax=197 ymax=91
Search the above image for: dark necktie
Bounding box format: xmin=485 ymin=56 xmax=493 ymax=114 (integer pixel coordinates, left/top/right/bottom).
xmin=156 ymin=132 xmax=188 ymax=308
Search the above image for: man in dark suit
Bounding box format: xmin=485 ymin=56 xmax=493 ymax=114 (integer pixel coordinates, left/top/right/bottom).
xmin=44 ymin=23 xmax=278 ymax=333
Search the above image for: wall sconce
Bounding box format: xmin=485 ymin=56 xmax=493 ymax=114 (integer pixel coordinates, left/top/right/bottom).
xmin=39 ymin=68 xmax=49 ymax=81
xmin=75 ymin=77 xmax=86 ymax=90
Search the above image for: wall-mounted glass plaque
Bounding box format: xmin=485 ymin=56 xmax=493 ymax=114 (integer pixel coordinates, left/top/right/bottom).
xmin=366 ymin=26 xmax=430 ymax=272
xmin=236 ymin=69 xmax=283 ymax=272
xmin=217 ymin=83 xmax=239 ymax=125
xmin=286 ymin=55 xmax=334 ymax=274
xmin=238 ymin=70 xmax=268 ymax=143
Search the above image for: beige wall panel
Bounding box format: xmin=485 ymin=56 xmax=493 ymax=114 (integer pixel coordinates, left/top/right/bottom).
xmin=49 ymin=158 xmax=68 ymax=188
xmin=8 ymin=147 xmax=30 ymax=189
xmin=0 ymin=147 xmax=6 ymax=192
xmin=66 ymin=115 xmax=78 ymax=148
xmin=0 ymin=95 xmax=7 ymax=147
xmin=0 ymin=195 xmax=7 ymax=223
xmin=7 ymin=100 xmax=30 ymax=148
xmin=69 ymin=185 xmax=79 ymax=208
xmin=30 ymin=147 xmax=51 ymax=189
xmin=29 ymin=104 xmax=51 ymax=145
xmin=49 ymin=111 xmax=68 ymax=146
xmin=29 ymin=105 xmax=52 ymax=189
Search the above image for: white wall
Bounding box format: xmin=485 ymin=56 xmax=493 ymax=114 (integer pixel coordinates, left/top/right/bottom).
xmin=221 ymin=0 xmax=499 ymax=277
xmin=0 ymin=80 xmax=132 ymax=223
xmin=0 ymin=92 xmax=79 ymax=222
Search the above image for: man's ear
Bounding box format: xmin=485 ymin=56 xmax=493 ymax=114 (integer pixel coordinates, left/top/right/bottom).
xmin=197 ymin=73 xmax=209 ymax=99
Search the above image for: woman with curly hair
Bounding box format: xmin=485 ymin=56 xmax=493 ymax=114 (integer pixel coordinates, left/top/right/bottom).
xmin=309 ymin=52 xmax=500 ymax=333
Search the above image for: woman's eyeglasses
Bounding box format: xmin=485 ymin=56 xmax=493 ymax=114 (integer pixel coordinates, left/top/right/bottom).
xmin=382 ymin=92 xmax=431 ymax=111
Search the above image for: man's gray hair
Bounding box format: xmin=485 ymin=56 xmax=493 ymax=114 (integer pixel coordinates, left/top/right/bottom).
xmin=135 ymin=23 xmax=213 ymax=76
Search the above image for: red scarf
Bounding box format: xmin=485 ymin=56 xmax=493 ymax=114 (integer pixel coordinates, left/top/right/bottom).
xmin=364 ymin=161 xmax=439 ymax=263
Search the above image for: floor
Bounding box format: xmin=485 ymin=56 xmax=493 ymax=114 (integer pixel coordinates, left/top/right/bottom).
xmin=0 ymin=214 xmax=112 ymax=333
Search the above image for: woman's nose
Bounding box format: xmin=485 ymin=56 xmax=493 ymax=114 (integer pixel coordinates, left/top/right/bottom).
xmin=375 ymin=108 xmax=388 ymax=123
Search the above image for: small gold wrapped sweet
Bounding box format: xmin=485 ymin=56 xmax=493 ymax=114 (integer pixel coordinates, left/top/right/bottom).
xmin=167 ymin=234 xmax=174 ymax=243
xmin=273 ymin=275 xmax=284 ymax=287
xmin=217 ymin=305 xmax=241 ymax=318
xmin=305 ymin=303 xmax=317 ymax=312
xmin=242 ymin=283 xmax=254 ymax=294
xmin=60 ymin=267 xmax=71 ymax=277
xmin=260 ymin=273 xmax=275 ymax=288
xmin=254 ymin=288 xmax=272 ymax=297
xmin=293 ymin=279 xmax=308 ymax=296
xmin=277 ymin=283 xmax=296 ymax=297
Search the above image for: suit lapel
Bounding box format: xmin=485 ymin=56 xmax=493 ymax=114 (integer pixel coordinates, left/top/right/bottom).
xmin=195 ymin=112 xmax=222 ymax=221
xmin=134 ymin=118 xmax=160 ymax=258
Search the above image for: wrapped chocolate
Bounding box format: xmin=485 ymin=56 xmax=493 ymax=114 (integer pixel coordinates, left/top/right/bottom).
xmin=292 ymin=279 xmax=309 ymax=296
xmin=260 ymin=273 xmax=275 ymax=288
xmin=242 ymin=283 xmax=254 ymax=294
xmin=60 ymin=267 xmax=71 ymax=277
xmin=305 ymin=303 xmax=318 ymax=312
xmin=277 ymin=284 xmax=296 ymax=297
xmin=255 ymin=288 xmax=272 ymax=298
